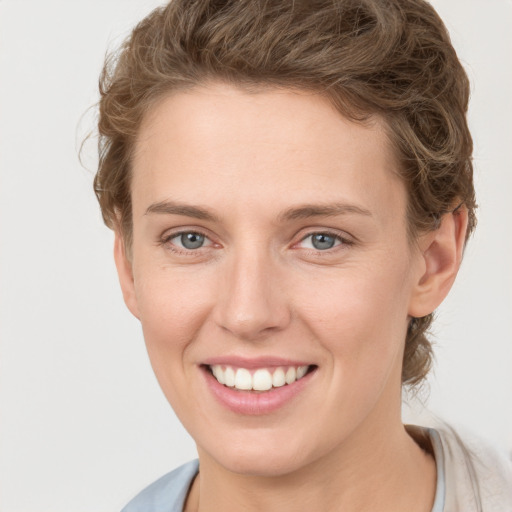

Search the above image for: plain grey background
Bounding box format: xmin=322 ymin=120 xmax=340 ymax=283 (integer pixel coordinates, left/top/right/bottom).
xmin=1 ymin=1 xmax=511 ymax=510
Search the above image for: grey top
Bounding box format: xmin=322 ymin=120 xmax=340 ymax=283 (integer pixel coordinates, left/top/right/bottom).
xmin=430 ymin=428 xmax=447 ymax=512
xmin=121 ymin=425 xmax=512 ymax=512
xmin=122 ymin=459 xmax=199 ymax=512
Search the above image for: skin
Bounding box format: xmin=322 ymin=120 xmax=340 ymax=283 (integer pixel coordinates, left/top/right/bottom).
xmin=114 ymin=83 xmax=468 ymax=511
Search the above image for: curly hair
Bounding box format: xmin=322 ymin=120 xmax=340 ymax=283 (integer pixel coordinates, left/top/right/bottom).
xmin=94 ymin=0 xmax=476 ymax=387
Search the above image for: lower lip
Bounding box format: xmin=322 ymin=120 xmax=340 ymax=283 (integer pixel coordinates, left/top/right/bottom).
xmin=202 ymin=366 xmax=316 ymax=416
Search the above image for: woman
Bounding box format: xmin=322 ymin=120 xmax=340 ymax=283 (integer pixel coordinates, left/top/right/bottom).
xmin=94 ymin=0 xmax=512 ymax=510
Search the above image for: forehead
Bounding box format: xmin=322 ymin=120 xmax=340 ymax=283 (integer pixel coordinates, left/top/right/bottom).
xmin=131 ymin=83 xmax=405 ymax=226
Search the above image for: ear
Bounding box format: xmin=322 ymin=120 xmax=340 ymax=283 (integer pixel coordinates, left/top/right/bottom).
xmin=408 ymin=206 xmax=469 ymax=318
xmin=113 ymin=232 xmax=140 ymax=319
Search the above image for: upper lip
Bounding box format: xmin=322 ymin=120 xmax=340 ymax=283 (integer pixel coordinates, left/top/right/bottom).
xmin=201 ymin=356 xmax=313 ymax=369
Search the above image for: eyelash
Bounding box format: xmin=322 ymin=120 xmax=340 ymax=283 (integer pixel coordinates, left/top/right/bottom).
xmin=159 ymin=229 xmax=354 ymax=256
xmin=296 ymin=231 xmax=353 ymax=253
xmin=160 ymin=230 xmax=214 ymax=256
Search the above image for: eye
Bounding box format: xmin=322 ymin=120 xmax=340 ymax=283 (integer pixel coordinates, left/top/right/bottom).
xmin=165 ymin=231 xmax=212 ymax=251
xmin=180 ymin=232 xmax=206 ymax=249
xmin=298 ymin=232 xmax=344 ymax=251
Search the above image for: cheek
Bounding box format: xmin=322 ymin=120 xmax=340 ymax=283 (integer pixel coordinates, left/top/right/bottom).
xmin=295 ymin=259 xmax=412 ymax=372
xmin=135 ymin=258 xmax=214 ymax=325
xmin=132 ymin=265 xmax=215 ymax=377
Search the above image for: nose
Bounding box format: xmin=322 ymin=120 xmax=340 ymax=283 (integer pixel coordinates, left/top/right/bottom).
xmin=213 ymin=250 xmax=292 ymax=341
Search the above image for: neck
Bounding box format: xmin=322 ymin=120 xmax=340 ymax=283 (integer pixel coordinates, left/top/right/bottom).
xmin=185 ymin=411 xmax=436 ymax=512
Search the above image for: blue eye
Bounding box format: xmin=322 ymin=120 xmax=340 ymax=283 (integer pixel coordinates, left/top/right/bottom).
xmin=300 ymin=232 xmax=342 ymax=250
xmin=312 ymin=233 xmax=336 ymax=250
xmin=166 ymin=231 xmax=211 ymax=250
xmin=180 ymin=232 xmax=205 ymax=249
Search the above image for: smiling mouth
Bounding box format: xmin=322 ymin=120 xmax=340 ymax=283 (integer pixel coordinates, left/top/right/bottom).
xmin=205 ymin=364 xmax=317 ymax=392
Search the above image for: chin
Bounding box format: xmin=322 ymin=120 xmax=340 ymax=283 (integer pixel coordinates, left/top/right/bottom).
xmin=218 ymin=451 xmax=309 ymax=477
xmin=199 ymin=428 xmax=322 ymax=477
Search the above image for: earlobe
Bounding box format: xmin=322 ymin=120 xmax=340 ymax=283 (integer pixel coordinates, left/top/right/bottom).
xmin=113 ymin=232 xmax=140 ymax=320
xmin=408 ymin=206 xmax=469 ymax=318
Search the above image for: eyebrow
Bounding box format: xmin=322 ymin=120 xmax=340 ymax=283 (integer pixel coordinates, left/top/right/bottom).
xmin=145 ymin=200 xmax=220 ymax=222
xmin=278 ymin=203 xmax=373 ymax=222
xmin=144 ymin=200 xmax=372 ymax=223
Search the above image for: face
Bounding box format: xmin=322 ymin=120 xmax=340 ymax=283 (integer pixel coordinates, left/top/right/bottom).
xmin=120 ymin=83 xmax=428 ymax=476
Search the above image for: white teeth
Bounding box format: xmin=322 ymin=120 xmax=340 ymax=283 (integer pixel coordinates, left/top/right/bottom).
xmin=211 ymin=365 xmax=225 ymax=384
xmin=272 ymin=367 xmax=286 ymax=387
xmin=253 ymin=369 xmax=273 ymax=391
xmin=224 ymin=366 xmax=235 ymax=387
xmin=285 ymin=367 xmax=296 ymax=384
xmin=297 ymin=365 xmax=308 ymax=379
xmin=209 ymin=364 xmax=311 ymax=391
xmin=235 ymin=368 xmax=252 ymax=390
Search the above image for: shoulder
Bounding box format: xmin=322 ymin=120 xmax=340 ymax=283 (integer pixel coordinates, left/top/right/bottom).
xmin=431 ymin=424 xmax=512 ymax=512
xmin=121 ymin=459 xmax=199 ymax=512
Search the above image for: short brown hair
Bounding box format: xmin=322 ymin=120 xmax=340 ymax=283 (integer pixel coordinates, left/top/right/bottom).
xmin=94 ymin=0 xmax=476 ymax=386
